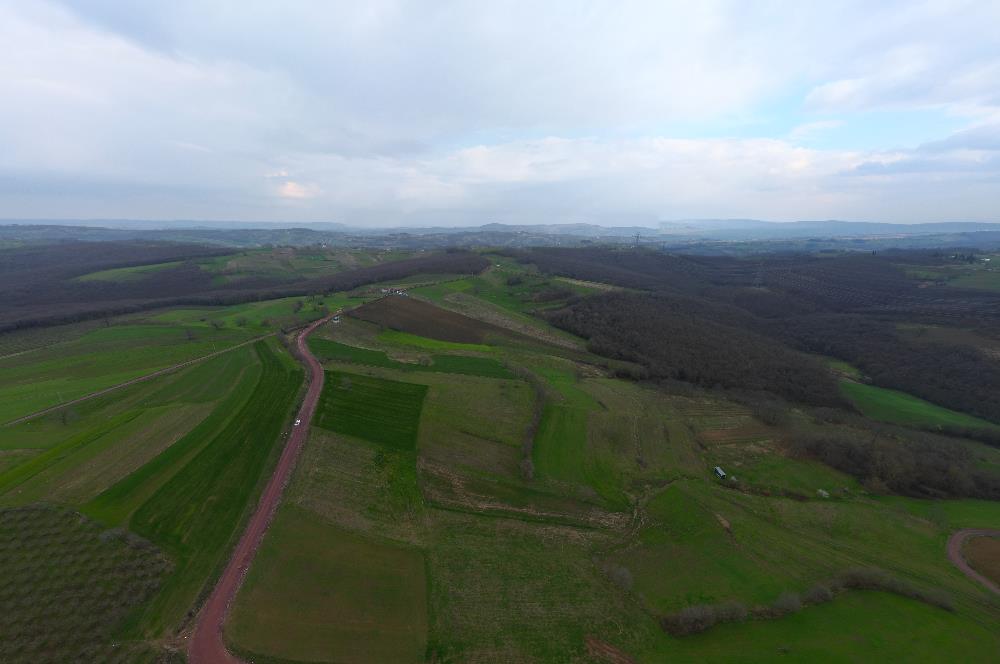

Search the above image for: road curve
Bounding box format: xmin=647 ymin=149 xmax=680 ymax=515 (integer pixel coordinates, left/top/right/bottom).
xmin=946 ymin=529 xmax=1000 ymax=596
xmin=188 ymin=314 xmax=332 ymax=663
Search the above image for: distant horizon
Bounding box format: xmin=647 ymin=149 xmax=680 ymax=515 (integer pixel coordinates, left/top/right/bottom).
xmin=2 ymin=217 xmax=1000 ymax=231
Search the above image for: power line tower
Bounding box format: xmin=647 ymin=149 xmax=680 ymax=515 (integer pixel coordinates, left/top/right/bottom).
xmin=632 ymin=232 xmax=641 ymax=248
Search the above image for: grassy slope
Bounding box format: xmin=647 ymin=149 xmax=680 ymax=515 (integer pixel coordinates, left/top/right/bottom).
xmin=227 ymin=504 xmax=427 ymax=664
xmin=840 ymin=380 xmax=996 ymax=429
xmin=0 ymin=322 xmax=255 ymax=424
xmin=114 ymin=339 xmax=302 ymax=636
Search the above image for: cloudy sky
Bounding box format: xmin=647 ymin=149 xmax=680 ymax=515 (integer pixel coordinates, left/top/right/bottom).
xmin=3 ymin=1 xmax=1000 ymax=226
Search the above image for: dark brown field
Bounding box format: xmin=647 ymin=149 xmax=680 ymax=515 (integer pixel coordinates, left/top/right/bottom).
xmin=348 ymin=295 xmax=509 ymax=344
xmin=965 ymin=536 xmax=1000 ymax=588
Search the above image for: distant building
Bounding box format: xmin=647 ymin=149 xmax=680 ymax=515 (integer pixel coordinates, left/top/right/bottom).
xmin=713 ymin=466 xmax=727 ymax=480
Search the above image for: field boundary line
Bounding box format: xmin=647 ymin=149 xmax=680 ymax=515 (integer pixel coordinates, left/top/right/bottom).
xmin=3 ymin=334 xmax=274 ymax=427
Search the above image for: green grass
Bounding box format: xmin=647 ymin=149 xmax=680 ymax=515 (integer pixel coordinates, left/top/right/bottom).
xmin=150 ymin=294 xmax=344 ymax=332
xmin=315 ymin=371 xmax=427 ymax=450
xmin=840 ymin=380 xmax=996 ymax=429
xmin=529 ymin=364 xmax=630 ymax=508
xmin=106 ymin=340 xmax=302 ymax=636
xmin=227 ymin=504 xmax=427 ymax=664
xmin=0 ymin=350 xmax=257 ymax=508
xmin=0 ymin=504 xmax=173 ymax=663
xmin=378 ymin=328 xmax=493 ymax=352
xmin=0 ymin=323 xmax=255 ymax=424
xmin=648 ymin=590 xmax=1000 ymax=663
xmin=824 ymin=358 xmax=862 ymax=379
xmin=83 ymin=349 xmax=263 ymax=524
xmin=75 ymin=260 xmax=184 ymax=282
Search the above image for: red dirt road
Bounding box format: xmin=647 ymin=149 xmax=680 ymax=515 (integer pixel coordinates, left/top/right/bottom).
xmin=188 ymin=314 xmax=333 ymax=663
xmin=946 ymin=528 xmax=1000 ymax=596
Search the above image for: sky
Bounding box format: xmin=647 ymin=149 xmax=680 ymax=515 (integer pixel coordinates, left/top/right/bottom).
xmin=2 ymin=0 xmax=1000 ymax=227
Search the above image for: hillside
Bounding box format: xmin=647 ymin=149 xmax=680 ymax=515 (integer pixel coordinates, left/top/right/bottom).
xmin=1 ymin=245 xmax=999 ymax=662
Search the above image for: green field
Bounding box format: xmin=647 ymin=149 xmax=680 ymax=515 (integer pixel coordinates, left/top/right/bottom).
xmin=75 ymin=260 xmax=184 ymax=282
xmin=378 ymin=328 xmax=493 ymax=352
xmin=315 ymin=371 xmax=428 ymax=450
xmin=0 ymin=347 xmax=258 ymax=508
xmin=840 ymin=380 xmax=995 ymax=429
xmin=227 ymin=504 xmax=427 ymax=664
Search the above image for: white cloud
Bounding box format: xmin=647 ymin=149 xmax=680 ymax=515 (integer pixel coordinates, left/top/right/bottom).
xmin=0 ymin=0 xmax=999 ymax=223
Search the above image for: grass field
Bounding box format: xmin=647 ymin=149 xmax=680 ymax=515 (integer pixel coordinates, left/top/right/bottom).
xmin=0 ymin=322 xmax=256 ymax=424
xmin=100 ymin=339 xmax=302 ymax=636
xmin=227 ymin=504 xmax=427 ymax=664
xmin=378 ymin=328 xmax=493 ymax=352
xmin=75 ymin=260 xmax=184 ymax=282
xmin=840 ymin=380 xmax=996 ymax=429
xmin=83 ymin=348 xmax=263 ymax=525
xmin=0 ymin=347 xmax=258 ymax=508
xmin=315 ymin=371 xmax=427 ymax=450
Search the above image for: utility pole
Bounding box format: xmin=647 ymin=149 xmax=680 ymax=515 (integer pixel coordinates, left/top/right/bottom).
xmin=633 ymin=232 xmax=641 ymax=249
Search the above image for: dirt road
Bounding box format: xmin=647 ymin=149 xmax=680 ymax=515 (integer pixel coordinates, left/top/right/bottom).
xmin=946 ymin=528 xmax=1000 ymax=595
xmin=188 ymin=314 xmax=332 ymax=663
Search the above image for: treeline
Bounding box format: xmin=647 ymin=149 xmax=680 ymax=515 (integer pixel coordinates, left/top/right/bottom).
xmin=518 ymin=247 xmax=1000 ymax=425
xmin=545 ymin=292 xmax=842 ymax=407
xmin=0 ymin=248 xmax=489 ymax=333
xmin=789 ymin=428 xmax=1000 ymax=499
xmin=781 ymin=314 xmax=1000 ymax=425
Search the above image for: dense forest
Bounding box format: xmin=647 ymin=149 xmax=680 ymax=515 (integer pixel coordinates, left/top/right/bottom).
xmin=546 ymin=291 xmax=842 ymax=406
xmin=0 ymin=242 xmax=488 ymax=331
xmin=518 ymin=247 xmax=1000 ymax=425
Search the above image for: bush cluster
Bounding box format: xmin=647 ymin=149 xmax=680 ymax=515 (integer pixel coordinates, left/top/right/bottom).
xmin=660 ymin=567 xmax=952 ymax=637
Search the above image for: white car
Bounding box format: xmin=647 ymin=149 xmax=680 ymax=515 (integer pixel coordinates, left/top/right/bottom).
xmin=294 ymin=418 xmax=301 ymax=426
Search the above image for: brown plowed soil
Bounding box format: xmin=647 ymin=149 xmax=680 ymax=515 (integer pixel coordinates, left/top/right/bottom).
xmin=963 ymin=535 xmax=1000 ymax=588
xmin=348 ymin=295 xmax=508 ymax=344
xmin=188 ymin=314 xmax=332 ymax=663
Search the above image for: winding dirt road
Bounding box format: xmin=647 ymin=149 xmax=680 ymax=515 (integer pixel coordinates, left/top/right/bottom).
xmin=188 ymin=313 xmax=332 ymax=663
xmin=946 ymin=529 xmax=1000 ymax=595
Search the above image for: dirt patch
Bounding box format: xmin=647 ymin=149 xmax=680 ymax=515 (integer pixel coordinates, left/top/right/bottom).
xmin=964 ymin=536 xmax=1000 ymax=587
xmin=349 ymin=295 xmax=508 ymax=344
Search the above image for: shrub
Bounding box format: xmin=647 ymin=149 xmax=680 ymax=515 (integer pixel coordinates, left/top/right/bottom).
xmin=771 ymin=591 xmax=803 ymax=615
xmin=660 ymin=600 xmax=748 ymax=636
xmin=802 ymin=584 xmax=834 ymax=605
